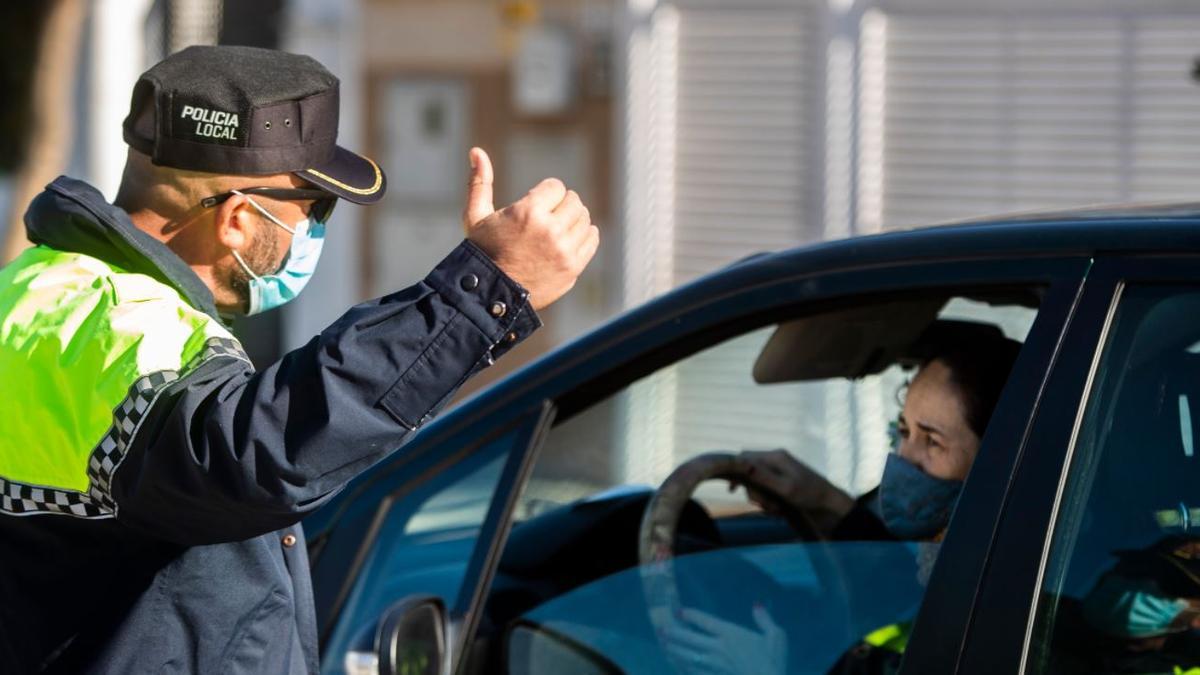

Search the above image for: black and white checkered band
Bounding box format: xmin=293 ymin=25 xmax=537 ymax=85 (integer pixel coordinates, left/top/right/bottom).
xmin=1 ymin=337 xmax=249 ymax=518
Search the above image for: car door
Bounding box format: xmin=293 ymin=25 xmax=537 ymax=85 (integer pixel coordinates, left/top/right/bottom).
xmin=448 ymin=256 xmax=1091 ymax=674
xmin=953 ymin=256 xmax=1200 ymax=673
xmin=310 ymin=402 xmax=554 ymax=674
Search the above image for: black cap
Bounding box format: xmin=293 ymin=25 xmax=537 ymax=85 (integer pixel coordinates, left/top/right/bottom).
xmin=122 ymin=45 xmax=385 ymax=204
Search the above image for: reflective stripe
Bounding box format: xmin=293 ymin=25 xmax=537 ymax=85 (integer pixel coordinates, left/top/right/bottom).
xmin=863 ymin=621 xmax=911 ymax=654
xmin=1 ymin=369 xmax=179 ymax=517
xmin=1156 ymin=505 xmax=1200 ymax=531
xmin=303 ymin=156 xmax=383 ymax=195
xmin=0 ymin=247 xmax=247 ymax=516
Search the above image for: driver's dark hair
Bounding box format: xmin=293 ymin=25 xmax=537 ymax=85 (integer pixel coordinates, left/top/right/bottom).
xmin=925 ymin=337 xmax=1022 ymax=439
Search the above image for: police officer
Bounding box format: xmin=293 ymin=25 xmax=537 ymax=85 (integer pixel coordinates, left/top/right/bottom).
xmin=0 ymin=46 xmax=597 ymax=673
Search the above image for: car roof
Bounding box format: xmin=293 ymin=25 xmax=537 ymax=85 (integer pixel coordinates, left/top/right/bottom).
xmin=748 ymin=201 xmax=1200 ymax=274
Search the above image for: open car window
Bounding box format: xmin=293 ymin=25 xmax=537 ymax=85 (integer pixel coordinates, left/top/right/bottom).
xmin=467 ymin=291 xmax=1040 ymax=674
xmin=517 ymin=294 xmax=1036 ymax=519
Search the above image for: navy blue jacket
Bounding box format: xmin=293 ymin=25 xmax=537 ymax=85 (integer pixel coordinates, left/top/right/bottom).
xmin=0 ymin=177 xmax=539 ymax=673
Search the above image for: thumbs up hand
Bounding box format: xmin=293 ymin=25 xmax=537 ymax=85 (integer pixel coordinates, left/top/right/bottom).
xmin=462 ymin=147 xmax=599 ymax=312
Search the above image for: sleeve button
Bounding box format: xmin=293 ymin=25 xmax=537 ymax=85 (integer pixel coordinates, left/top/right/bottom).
xmin=460 ymin=274 xmax=480 ymax=291
xmin=490 ymin=301 xmax=507 ymax=318
xmin=505 ymin=331 xmax=518 ymax=343
xmin=282 ymin=534 xmax=297 ymax=548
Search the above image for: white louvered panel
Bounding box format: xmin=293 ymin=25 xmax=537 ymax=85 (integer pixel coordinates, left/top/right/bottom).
xmin=883 ymin=17 xmax=1008 ymax=225
xmin=672 ymin=3 xmax=816 ymax=283
xmin=1130 ymin=16 xmax=1200 ymax=202
xmin=882 ymin=16 xmax=1126 ymax=227
xmin=1009 ymin=21 xmax=1124 ymax=210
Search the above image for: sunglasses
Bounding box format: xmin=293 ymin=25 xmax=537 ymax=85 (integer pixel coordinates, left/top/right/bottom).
xmin=200 ymin=187 xmax=337 ymax=223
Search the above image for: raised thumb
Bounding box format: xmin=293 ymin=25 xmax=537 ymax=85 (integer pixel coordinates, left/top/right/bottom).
xmin=463 ymin=147 xmax=495 ymax=228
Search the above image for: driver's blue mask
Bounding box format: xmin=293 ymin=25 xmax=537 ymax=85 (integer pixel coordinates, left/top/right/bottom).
xmin=878 ymin=454 xmax=963 ymax=540
xmin=230 ymin=190 xmax=326 ymax=316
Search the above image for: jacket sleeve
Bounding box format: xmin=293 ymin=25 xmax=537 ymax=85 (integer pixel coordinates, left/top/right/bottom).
xmin=108 ymin=240 xmax=541 ymax=544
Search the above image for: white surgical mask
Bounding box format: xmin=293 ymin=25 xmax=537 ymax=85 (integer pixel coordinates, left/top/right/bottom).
xmin=230 ymin=190 xmax=326 ymax=315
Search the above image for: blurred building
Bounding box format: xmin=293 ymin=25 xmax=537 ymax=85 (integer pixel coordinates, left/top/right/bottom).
xmin=5 ymin=0 xmax=1200 ymax=474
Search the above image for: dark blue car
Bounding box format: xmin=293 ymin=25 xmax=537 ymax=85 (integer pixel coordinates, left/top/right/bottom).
xmin=305 ymin=205 xmax=1200 ymax=674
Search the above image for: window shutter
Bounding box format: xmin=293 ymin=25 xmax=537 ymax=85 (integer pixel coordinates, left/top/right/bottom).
xmin=878 ymin=9 xmax=1200 ymax=228
xmin=880 ymin=15 xmax=1126 ymax=227
xmin=672 ymin=0 xmax=821 ymax=283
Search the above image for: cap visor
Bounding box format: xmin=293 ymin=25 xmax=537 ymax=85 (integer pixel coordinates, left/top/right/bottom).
xmin=295 ymin=145 xmax=387 ymax=205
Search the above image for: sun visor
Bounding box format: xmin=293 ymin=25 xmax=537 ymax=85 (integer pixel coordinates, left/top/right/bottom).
xmin=752 ymin=299 xmax=946 ymax=383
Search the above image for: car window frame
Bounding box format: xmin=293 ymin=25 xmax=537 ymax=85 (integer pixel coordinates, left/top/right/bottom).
xmin=953 ymin=255 xmax=1200 ymax=674
xmin=454 ymin=255 xmax=1091 ymax=674
xmin=451 ymin=401 xmax=553 ymax=662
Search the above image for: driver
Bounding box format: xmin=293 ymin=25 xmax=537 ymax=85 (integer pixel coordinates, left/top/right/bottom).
xmin=740 ymin=336 xmax=1022 ymax=543
xmin=666 ymin=335 xmax=1022 ymax=675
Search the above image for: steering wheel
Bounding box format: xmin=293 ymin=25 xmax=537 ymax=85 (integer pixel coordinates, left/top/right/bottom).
xmin=638 ymin=452 xmax=825 ymax=568
xmin=638 ymin=452 xmax=853 ymax=668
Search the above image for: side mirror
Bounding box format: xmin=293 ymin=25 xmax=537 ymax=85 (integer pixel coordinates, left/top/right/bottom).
xmin=345 ymin=595 xmax=450 ymax=675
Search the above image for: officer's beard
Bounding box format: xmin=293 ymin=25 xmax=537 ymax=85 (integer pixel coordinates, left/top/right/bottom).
xmin=227 ymin=223 xmax=282 ymax=313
